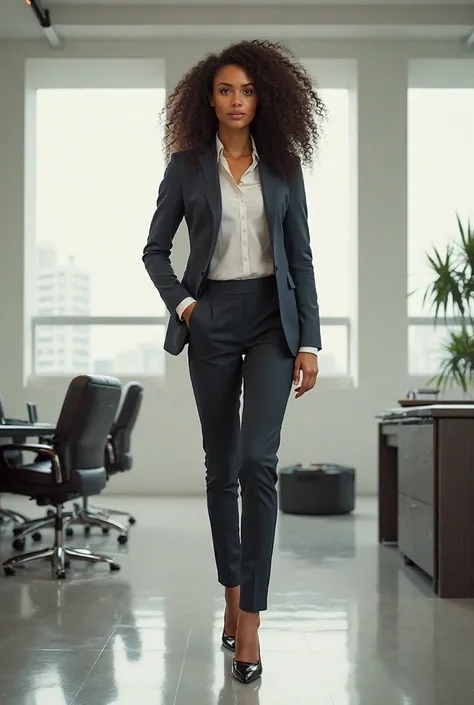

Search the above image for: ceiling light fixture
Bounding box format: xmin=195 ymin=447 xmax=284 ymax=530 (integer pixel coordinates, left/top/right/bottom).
xmin=25 ymin=0 xmax=63 ymax=49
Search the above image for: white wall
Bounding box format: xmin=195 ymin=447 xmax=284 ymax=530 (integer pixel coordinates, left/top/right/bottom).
xmin=0 ymin=38 xmax=472 ymax=495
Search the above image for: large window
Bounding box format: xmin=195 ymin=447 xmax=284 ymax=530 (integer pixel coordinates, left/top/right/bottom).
xmin=303 ymin=87 xmax=353 ymax=377
xmin=407 ymin=86 xmax=474 ymax=375
xmin=29 ymin=64 xmax=167 ymax=376
xmin=28 ymin=61 xmax=354 ymax=379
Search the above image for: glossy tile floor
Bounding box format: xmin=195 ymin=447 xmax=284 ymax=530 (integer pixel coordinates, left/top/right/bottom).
xmin=1 ymin=496 xmax=474 ymax=704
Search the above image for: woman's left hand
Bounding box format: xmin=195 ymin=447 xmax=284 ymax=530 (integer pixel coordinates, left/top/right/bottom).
xmin=293 ymin=352 xmax=319 ymax=399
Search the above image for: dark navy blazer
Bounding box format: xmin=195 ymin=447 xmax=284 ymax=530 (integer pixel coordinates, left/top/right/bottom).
xmin=143 ymin=146 xmax=321 ymax=356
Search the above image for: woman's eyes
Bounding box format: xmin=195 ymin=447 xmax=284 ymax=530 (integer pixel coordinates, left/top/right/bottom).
xmin=219 ymin=89 xmax=254 ymax=96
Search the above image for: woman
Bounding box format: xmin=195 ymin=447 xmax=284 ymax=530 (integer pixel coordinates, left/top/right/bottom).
xmin=143 ymin=39 xmax=324 ymax=684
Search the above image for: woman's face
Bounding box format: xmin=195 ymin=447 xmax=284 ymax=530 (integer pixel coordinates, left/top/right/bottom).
xmin=211 ymin=64 xmax=257 ymax=131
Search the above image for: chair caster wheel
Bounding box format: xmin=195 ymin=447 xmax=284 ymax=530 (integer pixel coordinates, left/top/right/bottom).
xmin=47 ymin=509 xmax=55 ymax=517
xmin=66 ymin=527 xmax=74 ymax=537
xmin=32 ymin=532 xmax=42 ymax=543
xmin=13 ymin=526 xmax=23 ymax=536
xmin=102 ymin=528 xmax=110 ymax=535
xmin=128 ymin=517 xmax=136 ymax=525
xmin=56 ymin=570 xmax=67 ymax=579
xmin=84 ymin=526 xmax=91 ymax=537
xmin=110 ymin=562 xmax=121 ymax=571
xmin=117 ymin=534 xmax=128 ymax=545
xmin=12 ymin=538 xmax=25 ymax=551
xmin=4 ymin=566 xmax=15 ymax=576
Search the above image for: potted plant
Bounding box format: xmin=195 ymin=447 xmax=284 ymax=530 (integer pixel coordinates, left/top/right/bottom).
xmin=423 ymin=215 xmax=474 ymax=393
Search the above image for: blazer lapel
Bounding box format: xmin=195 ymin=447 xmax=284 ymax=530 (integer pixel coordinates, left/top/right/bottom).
xmin=198 ymin=147 xmax=222 ymax=245
xmin=198 ymin=147 xmax=281 ymax=251
xmin=258 ymin=161 xmax=281 ymax=247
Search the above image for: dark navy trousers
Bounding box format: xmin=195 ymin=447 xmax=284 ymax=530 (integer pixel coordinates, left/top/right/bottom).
xmin=188 ymin=276 xmax=295 ymax=612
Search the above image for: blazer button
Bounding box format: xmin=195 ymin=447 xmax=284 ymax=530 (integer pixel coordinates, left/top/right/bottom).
xmin=275 ymin=265 xmax=279 ymax=272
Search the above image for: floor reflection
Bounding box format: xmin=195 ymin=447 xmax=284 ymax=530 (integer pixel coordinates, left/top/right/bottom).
xmin=0 ymin=497 xmax=474 ymax=704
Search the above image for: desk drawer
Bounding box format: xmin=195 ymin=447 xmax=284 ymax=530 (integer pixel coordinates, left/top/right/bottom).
xmin=398 ymin=494 xmax=434 ymax=578
xmin=398 ymin=493 xmax=415 ymax=561
xmin=399 ymin=423 xmax=434 ymax=504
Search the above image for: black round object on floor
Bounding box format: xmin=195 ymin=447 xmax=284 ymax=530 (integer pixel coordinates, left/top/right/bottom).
xmin=278 ymin=463 xmax=355 ymax=515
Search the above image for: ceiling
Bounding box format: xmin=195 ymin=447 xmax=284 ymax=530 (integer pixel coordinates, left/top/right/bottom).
xmin=1 ymin=0 xmax=473 ymax=42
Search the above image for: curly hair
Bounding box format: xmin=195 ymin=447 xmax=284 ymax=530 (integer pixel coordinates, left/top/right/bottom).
xmin=162 ymin=40 xmax=326 ymax=179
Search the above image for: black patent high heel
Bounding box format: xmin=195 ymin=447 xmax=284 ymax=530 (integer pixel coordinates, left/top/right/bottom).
xmin=222 ymin=609 xmax=236 ymax=652
xmin=232 ymin=637 xmax=262 ymax=684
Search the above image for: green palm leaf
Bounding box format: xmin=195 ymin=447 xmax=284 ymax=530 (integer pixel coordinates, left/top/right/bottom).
xmin=423 ymin=214 xmax=474 ymax=392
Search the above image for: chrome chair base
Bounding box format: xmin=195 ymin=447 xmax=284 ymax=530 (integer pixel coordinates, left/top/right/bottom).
xmin=88 ymin=504 xmax=136 ymax=525
xmin=3 ymin=505 xmax=120 ymax=579
xmin=68 ymin=508 xmax=129 ymax=544
xmin=0 ymin=507 xmax=30 ymax=525
xmin=70 ymin=496 xmax=130 ymax=541
xmin=3 ymin=545 xmax=121 ymax=579
xmin=11 ymin=504 xmax=129 ymax=546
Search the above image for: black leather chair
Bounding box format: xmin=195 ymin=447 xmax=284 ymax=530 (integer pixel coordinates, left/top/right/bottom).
xmin=86 ymin=381 xmax=144 ymax=526
xmin=62 ymin=381 xmax=143 ymax=541
xmin=0 ymin=375 xmax=122 ymax=579
xmin=10 ymin=383 xmax=143 ymax=546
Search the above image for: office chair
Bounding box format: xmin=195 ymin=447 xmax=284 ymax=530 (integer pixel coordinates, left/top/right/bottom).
xmin=84 ymin=381 xmax=144 ymax=527
xmin=9 ymin=387 xmax=144 ymax=546
xmin=0 ymin=374 xmax=123 ymax=578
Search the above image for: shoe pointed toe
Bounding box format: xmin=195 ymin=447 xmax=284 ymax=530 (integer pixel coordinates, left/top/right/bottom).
xmin=232 ymin=658 xmax=263 ymax=684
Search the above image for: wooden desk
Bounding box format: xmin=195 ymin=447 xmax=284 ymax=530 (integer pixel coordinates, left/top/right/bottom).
xmin=378 ymin=404 xmax=474 ymax=598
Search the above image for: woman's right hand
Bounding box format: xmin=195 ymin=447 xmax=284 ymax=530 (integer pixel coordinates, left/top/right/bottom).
xmin=182 ymin=302 xmax=197 ymax=327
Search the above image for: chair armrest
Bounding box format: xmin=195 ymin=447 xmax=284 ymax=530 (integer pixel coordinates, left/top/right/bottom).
xmin=105 ymin=437 xmax=116 ymax=465
xmin=0 ymin=443 xmax=63 ymax=483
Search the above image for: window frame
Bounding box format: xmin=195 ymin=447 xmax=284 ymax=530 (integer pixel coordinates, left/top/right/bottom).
xmin=301 ymin=60 xmax=358 ymax=381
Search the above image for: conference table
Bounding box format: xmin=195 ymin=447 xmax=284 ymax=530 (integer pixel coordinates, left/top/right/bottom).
xmin=0 ymin=423 xmax=55 ymax=439
xmin=0 ymin=423 xmax=56 ymax=469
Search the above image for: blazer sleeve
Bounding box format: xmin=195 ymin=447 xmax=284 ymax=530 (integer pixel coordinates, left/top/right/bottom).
xmin=142 ymin=153 xmax=191 ymax=318
xmin=283 ymin=164 xmax=322 ymax=350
